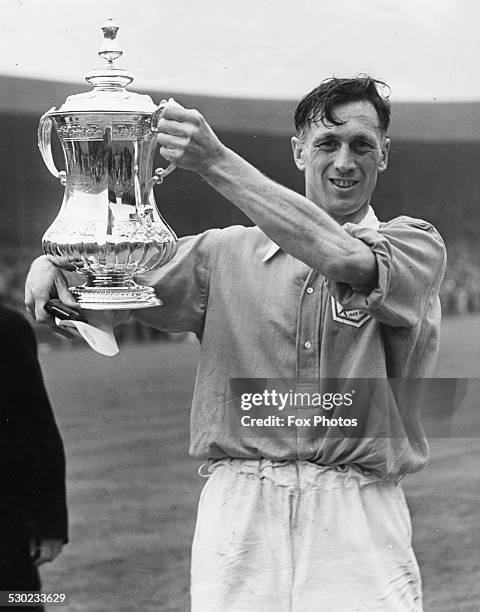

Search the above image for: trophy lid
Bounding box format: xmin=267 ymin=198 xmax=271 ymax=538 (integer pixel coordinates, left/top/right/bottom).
xmin=54 ymin=19 xmax=157 ymax=114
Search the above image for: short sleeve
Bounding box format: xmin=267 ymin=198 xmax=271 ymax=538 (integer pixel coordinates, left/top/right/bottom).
xmin=325 ymin=217 xmax=446 ymax=328
xmin=133 ymin=228 xmax=221 ymax=335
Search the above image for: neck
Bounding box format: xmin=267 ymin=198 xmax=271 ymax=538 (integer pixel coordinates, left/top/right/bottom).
xmin=329 ymin=202 xmax=371 ymax=226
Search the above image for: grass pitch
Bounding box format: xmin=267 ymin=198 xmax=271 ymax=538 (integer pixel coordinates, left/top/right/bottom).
xmin=37 ymin=316 xmax=480 ymax=611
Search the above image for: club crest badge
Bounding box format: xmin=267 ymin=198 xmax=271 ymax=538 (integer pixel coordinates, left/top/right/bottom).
xmin=330 ymin=296 xmax=371 ymax=328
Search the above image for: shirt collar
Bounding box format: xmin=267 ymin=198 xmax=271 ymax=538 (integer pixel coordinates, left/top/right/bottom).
xmin=261 ymin=206 xmax=380 ymax=262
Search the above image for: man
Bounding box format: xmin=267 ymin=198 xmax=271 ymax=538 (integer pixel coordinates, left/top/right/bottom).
xmin=26 ymin=77 xmax=445 ymax=611
xmin=0 ymin=304 xmax=67 ymax=610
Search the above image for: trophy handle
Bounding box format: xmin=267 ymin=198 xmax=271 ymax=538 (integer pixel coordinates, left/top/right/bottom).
xmin=38 ymin=108 xmax=66 ymax=186
xmin=149 ymin=101 xmax=176 ymax=185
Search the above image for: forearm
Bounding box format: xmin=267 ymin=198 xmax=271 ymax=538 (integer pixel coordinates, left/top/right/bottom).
xmin=201 ymin=147 xmax=376 ymax=287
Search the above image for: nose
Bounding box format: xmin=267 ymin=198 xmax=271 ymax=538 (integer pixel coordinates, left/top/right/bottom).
xmin=333 ymin=144 xmax=355 ymax=174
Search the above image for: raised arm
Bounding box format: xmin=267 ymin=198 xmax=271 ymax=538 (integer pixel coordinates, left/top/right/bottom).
xmin=155 ymin=100 xmax=378 ymax=291
xmin=25 ymin=96 xmax=382 ymax=323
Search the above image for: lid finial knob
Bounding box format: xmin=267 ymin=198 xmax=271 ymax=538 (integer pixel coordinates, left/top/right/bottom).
xmin=85 ymin=18 xmax=134 ymax=89
xmin=98 ymin=18 xmax=122 ymax=65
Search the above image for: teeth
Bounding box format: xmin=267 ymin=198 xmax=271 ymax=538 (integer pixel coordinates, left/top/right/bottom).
xmin=331 ymin=179 xmax=356 ymax=188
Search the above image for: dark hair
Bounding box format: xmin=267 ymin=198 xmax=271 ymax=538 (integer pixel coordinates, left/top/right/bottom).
xmin=294 ymin=76 xmax=391 ymax=135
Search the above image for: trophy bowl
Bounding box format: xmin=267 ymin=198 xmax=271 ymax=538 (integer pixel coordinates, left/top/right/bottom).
xmin=38 ymin=19 xmax=178 ymax=309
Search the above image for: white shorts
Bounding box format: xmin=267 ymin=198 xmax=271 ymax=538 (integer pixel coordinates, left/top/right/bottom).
xmin=191 ymin=459 xmax=422 ymax=612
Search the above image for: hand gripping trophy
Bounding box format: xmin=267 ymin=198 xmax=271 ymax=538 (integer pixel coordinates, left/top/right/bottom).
xmin=38 ymin=19 xmax=178 ymax=310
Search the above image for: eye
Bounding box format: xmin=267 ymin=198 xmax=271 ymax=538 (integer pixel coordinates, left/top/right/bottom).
xmin=315 ymin=140 xmax=337 ymax=151
xmin=353 ymin=140 xmax=374 ymax=153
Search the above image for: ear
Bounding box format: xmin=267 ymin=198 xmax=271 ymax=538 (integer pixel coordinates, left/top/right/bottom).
xmin=291 ymin=136 xmax=306 ymax=171
xmin=378 ymin=137 xmax=390 ymax=173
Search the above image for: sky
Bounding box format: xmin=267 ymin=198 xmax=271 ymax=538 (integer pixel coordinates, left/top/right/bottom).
xmin=1 ymin=0 xmax=480 ymax=101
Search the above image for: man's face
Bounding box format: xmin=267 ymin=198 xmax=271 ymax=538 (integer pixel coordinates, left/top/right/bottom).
xmin=291 ymin=100 xmax=389 ymax=224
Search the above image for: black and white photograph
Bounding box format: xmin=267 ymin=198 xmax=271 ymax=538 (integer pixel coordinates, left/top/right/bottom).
xmin=1 ymin=1 xmax=479 ymax=610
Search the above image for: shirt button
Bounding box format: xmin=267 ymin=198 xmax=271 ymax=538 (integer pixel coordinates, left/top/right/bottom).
xmin=304 ymin=341 xmax=312 ymax=349
xmin=306 ymin=286 xmax=314 ymax=294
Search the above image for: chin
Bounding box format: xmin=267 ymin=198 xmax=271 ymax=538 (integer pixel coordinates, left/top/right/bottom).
xmin=326 ymin=202 xmax=366 ymax=222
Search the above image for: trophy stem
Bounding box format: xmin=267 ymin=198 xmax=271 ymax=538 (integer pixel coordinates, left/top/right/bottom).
xmin=85 ymin=272 xmax=136 ymax=287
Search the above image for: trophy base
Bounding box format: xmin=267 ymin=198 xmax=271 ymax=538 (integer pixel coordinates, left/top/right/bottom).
xmin=70 ymin=284 xmax=162 ymax=310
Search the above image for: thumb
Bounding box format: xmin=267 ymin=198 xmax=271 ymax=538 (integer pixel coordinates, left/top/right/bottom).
xmin=160 ymin=97 xmax=185 ymax=120
xmin=167 ymin=97 xmax=182 ymax=109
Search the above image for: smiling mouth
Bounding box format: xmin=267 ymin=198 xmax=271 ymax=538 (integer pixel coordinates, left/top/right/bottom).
xmin=329 ymin=178 xmax=359 ymax=189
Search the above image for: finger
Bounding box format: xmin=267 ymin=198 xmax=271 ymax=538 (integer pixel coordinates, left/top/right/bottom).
xmin=33 ymin=550 xmax=49 ymax=566
xmin=156 ymin=118 xmax=189 ymax=137
xmin=54 ymin=272 xmax=79 ymax=309
xmin=42 ymin=542 xmax=62 ymax=562
xmin=25 ymin=256 xmax=59 ymax=323
xmin=158 ymin=146 xmax=184 ymax=163
xmin=33 ymin=540 xmax=63 ymax=566
xmin=161 ymin=101 xmax=200 ymax=124
xmin=46 ymin=255 xmax=79 ymax=272
xmin=36 ymin=543 xmax=57 ymax=566
xmin=160 ymin=98 xmax=185 ymax=119
xmin=29 ymin=537 xmax=38 ymax=558
xmin=34 ymin=290 xmax=58 ymax=324
xmin=156 ymin=133 xmax=189 ymax=149
xmin=52 ymin=542 xmax=63 ymax=560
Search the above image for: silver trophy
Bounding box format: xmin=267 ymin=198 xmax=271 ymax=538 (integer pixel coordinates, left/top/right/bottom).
xmin=38 ymin=19 xmax=178 ymax=309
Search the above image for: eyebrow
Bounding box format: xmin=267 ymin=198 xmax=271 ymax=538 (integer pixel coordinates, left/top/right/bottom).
xmin=312 ymin=133 xmax=378 ymax=145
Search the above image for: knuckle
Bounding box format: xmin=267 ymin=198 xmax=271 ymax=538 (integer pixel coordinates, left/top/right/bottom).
xmin=185 ymin=125 xmax=196 ymax=139
xmin=189 ymin=109 xmax=203 ymax=125
xmin=160 ymin=147 xmax=180 ymax=163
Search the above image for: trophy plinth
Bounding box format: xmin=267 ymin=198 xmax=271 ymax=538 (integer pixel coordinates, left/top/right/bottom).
xmin=70 ymin=283 xmax=161 ymax=310
xmin=38 ymin=19 xmax=177 ymax=310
